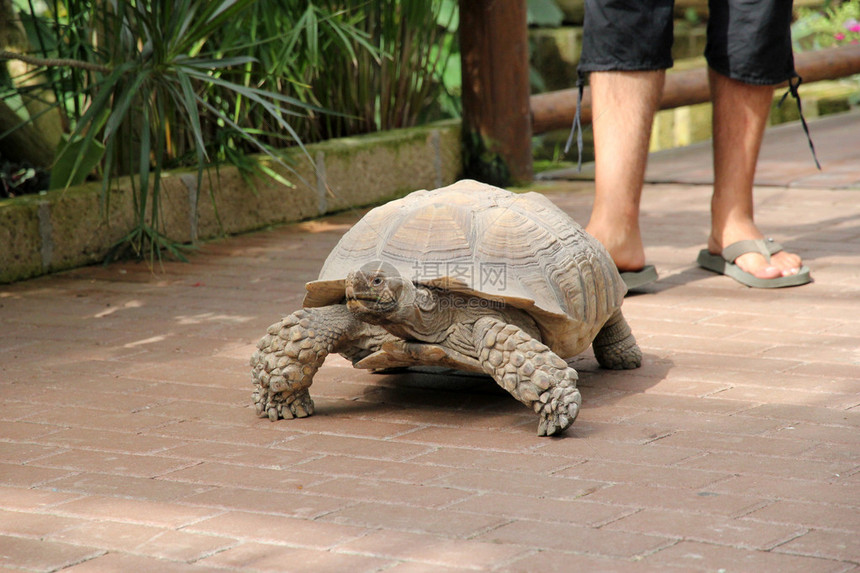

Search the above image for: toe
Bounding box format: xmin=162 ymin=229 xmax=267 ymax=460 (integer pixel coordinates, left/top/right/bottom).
xmin=770 ymin=250 xmax=803 ymax=276
xmin=734 ymin=252 xmax=782 ymax=280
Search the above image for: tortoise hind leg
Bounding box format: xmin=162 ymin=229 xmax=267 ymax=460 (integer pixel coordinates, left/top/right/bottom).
xmin=473 ymin=316 xmax=581 ymax=437
xmin=592 ymin=309 xmax=642 ymax=370
xmin=251 ymin=305 xmax=359 ymax=421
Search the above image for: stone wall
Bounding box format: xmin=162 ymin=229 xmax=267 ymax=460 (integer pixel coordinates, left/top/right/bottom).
xmin=0 ymin=121 xmax=462 ymax=284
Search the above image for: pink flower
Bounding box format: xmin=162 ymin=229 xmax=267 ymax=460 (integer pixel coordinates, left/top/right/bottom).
xmin=845 ymin=19 xmax=860 ymax=32
xmin=834 ymin=32 xmax=846 ymax=40
xmin=849 ymin=24 xmax=860 ymax=32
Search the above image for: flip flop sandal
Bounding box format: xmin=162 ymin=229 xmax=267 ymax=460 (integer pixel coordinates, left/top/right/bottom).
xmin=619 ymin=264 xmax=658 ymax=292
xmin=697 ymin=238 xmax=812 ymax=288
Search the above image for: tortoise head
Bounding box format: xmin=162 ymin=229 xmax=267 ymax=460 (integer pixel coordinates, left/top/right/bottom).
xmin=345 ymin=261 xmax=444 ymax=338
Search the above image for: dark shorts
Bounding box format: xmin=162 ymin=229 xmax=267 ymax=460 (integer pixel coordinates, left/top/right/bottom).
xmin=578 ymin=0 xmax=796 ymax=85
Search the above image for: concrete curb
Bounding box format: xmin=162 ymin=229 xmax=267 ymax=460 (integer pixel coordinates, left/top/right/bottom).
xmin=0 ymin=120 xmax=462 ymax=284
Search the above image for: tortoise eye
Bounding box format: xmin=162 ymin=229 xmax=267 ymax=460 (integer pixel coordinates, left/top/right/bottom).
xmin=371 ymin=276 xmax=384 ymax=287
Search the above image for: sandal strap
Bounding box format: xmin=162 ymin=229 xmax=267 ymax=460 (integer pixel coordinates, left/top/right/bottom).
xmin=721 ymin=238 xmax=783 ymax=263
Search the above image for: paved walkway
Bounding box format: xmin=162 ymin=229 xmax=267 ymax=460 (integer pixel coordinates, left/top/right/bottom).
xmin=1 ymin=112 xmax=858 ymax=572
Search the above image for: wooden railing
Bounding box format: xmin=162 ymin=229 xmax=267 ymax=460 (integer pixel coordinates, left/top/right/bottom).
xmin=531 ymin=44 xmax=860 ymax=135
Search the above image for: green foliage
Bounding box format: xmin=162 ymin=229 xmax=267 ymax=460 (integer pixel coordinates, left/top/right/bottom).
xmin=2 ymin=1 xmax=460 ymax=262
xmin=285 ymin=0 xmax=459 ymax=140
xmin=527 ymin=0 xmax=563 ymax=27
xmin=793 ymin=0 xmax=860 ymax=51
xmin=461 ymin=130 xmax=510 ymax=189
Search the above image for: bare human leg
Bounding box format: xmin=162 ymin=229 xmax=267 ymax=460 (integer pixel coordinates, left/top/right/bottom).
xmin=708 ymin=68 xmax=803 ymax=278
xmin=586 ymin=70 xmax=665 ymax=273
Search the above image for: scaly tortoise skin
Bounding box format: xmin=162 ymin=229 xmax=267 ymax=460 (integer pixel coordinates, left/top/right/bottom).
xmin=250 ymin=180 xmax=641 ymax=435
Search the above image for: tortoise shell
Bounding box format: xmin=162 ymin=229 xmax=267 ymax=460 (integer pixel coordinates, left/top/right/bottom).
xmin=303 ymin=179 xmax=626 ymax=358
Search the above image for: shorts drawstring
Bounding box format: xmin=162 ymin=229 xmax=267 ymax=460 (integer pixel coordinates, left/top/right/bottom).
xmin=780 ymin=75 xmax=822 ymax=170
xmin=564 ymin=71 xmax=585 ymax=171
xmin=564 ymin=72 xmax=821 ymax=172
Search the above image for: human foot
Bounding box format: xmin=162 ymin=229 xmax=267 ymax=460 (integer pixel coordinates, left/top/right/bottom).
xmin=585 ymin=222 xmax=647 ymax=273
xmin=707 ymin=232 xmax=803 ymax=280
xmin=698 ymin=238 xmax=811 ymax=288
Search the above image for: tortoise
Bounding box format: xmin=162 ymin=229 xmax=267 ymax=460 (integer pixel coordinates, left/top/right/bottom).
xmin=250 ymin=179 xmax=641 ymax=436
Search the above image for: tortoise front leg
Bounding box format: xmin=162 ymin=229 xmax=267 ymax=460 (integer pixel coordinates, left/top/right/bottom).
xmin=473 ymin=316 xmax=582 ymax=436
xmin=251 ymin=305 xmax=358 ymax=421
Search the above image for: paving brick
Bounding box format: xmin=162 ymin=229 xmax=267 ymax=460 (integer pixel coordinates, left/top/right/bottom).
xmin=746 ymin=500 xmax=860 ymax=532
xmin=799 ymin=442 xmax=859 ymax=463
xmin=476 ymin=520 xmax=671 ymax=558
xmin=678 ymin=451 xmax=856 ymax=482
xmin=774 ymin=528 xmax=860 ymax=562
xmin=448 ymin=492 xmax=633 ymax=526
xmin=554 ymin=459 xmax=727 ymax=490
xmin=604 ymin=509 xmax=804 ymax=550
xmin=0 ymin=508 xmax=79 ymax=537
xmin=708 ymin=474 xmax=859 ymax=507
xmin=0 ymin=420 xmax=62 ymax=441
xmin=644 ymin=540 xmax=852 ymax=572
xmin=277 ymin=413 xmax=423 ymax=440
xmin=764 ymin=422 xmax=860 ymax=445
xmin=59 ymin=551 xmax=228 ymax=572
xmin=46 ymin=519 xmax=167 ymax=552
xmin=159 ymin=461 xmax=325 ymax=491
xmin=713 ymin=385 xmax=858 ymax=409
xmin=0 ymin=400 xmax=39 ymax=422
xmin=337 ymin=530 xmax=529 ymax=570
xmin=184 ymin=511 xmax=365 ymax=549
xmin=379 ymin=562 xmax=475 ymax=572
xmin=134 ymin=381 xmax=250 ymax=405
xmin=0 ymin=535 xmax=103 ymax=571
xmin=409 ymin=447 xmax=570 ymax=474
xmin=5 ymin=385 xmax=164 ymax=414
xmin=146 ymin=418 xmax=300 ymax=446
xmin=0 ymin=485 xmax=79 ymax=511
xmin=44 ymin=473 xmax=213 ymax=502
xmin=503 ymin=549 xmax=667 ymax=573
xmin=741 ymin=403 xmax=860 ymax=427
xmin=0 ymin=441 xmax=63 ymax=464
xmin=391 ymin=425 xmax=549 ymax=451
xmin=30 ymin=449 xmax=195 ymax=478
xmin=430 ymin=468 xmax=607 ymax=499
xmin=129 ymin=361 xmax=256 ymax=389
xmin=131 ymin=529 xmax=237 ymax=563
xmin=653 ymin=429 xmax=818 ymax=457
xmin=159 ymin=441 xmax=312 ymax=469
xmin=581 ymin=483 xmax=764 ymax=516
xmin=35 ymin=427 xmax=185 ymax=455
xmin=789 ymin=362 xmax=860 ymax=380
xmin=623 ymin=410 xmax=787 ymax=436
xmin=197 ymin=541 xmax=393 ymax=573
xmin=301 ymin=476 xmax=472 ymax=508
xmin=604 ymin=392 xmax=751 ymax=415
xmin=292 ymin=455 xmax=455 ymax=483
xmin=321 ymin=501 xmax=506 ymax=538
xmin=551 ymin=419 xmax=676 ymax=444
xmin=16 ymin=405 xmax=167 ymax=433
xmin=536 ymin=438 xmax=701 ymax=466
xmin=176 ymin=485 xmax=350 ymax=519
xmin=0 ymin=462 xmax=74 ymax=487
xmin=276 ymin=433 xmax=433 ymax=462
xmin=49 ymin=495 xmax=220 ymax=528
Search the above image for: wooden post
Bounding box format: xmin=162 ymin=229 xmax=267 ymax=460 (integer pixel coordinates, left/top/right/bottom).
xmin=459 ymin=0 xmax=532 ymax=185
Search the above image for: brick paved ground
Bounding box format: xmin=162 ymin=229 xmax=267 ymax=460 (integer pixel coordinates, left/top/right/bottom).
xmin=1 ymin=112 xmax=858 ymax=572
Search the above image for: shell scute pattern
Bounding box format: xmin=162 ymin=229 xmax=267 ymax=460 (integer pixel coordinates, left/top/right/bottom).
xmin=252 ymin=180 xmax=640 ymax=435
xmin=307 ymin=179 xmax=625 ymax=359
